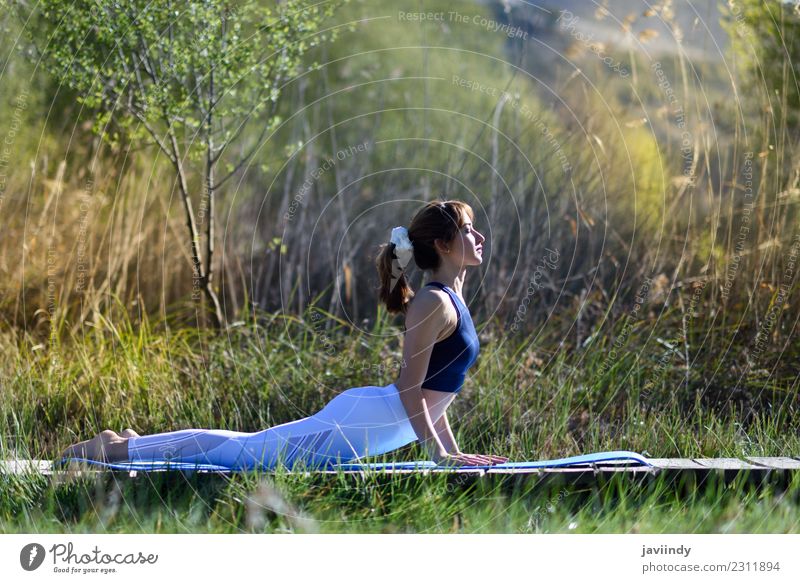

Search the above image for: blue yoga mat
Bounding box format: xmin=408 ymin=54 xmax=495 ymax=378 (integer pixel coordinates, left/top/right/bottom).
xmin=55 ymin=459 xmax=234 ymax=473
xmin=335 ymin=450 xmax=651 ymax=470
xmin=54 ymin=450 xmax=650 ymax=473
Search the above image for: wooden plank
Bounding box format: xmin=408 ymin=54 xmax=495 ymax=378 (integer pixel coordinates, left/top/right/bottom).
xmin=0 ymin=459 xmax=54 ymax=474
xmin=435 ymin=468 xmax=486 ymax=476
xmin=692 ymin=458 xmax=762 ymax=470
xmin=646 ymin=458 xmax=705 ymax=470
xmin=486 ymin=468 xmax=544 ymax=475
xmin=745 ymin=457 xmax=800 ymax=470
xmin=540 ymin=467 xmax=596 ymax=475
xmin=593 ymin=459 xmax=649 ymax=467
xmin=595 ymin=466 xmax=656 ymax=474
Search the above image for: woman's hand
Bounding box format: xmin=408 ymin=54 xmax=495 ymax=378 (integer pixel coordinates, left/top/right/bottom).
xmin=431 ymin=451 xmax=496 ymax=466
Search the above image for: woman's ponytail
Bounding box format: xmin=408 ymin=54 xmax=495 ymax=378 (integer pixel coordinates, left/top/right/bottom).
xmin=376 ymin=242 xmax=414 ymax=314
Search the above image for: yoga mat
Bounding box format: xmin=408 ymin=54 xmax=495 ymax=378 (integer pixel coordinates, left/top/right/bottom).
xmin=55 ymin=459 xmax=233 ymax=473
xmin=334 ymin=450 xmax=651 ymax=470
xmin=54 ymin=450 xmax=650 ymax=473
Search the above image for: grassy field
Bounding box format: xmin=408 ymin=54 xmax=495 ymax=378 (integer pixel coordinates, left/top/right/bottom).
xmin=2 ymin=465 xmax=799 ymax=534
xmin=1 ymin=306 xmax=798 ymax=533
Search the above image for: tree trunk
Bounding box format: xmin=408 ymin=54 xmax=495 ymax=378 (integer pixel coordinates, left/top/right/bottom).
xmin=168 ymin=129 xmax=225 ymax=330
xmin=203 ymin=62 xmax=225 ymax=329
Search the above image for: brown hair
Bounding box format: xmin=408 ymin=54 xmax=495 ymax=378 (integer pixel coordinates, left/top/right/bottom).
xmin=376 ymin=199 xmax=475 ymax=314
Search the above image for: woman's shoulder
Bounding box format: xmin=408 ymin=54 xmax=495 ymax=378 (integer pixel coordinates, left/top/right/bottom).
xmin=408 ymin=284 xmax=448 ymax=309
xmin=406 ymin=286 xmax=458 ymax=329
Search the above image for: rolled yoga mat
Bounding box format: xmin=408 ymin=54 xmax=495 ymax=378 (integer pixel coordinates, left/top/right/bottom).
xmin=55 ymin=383 xmax=652 ymax=472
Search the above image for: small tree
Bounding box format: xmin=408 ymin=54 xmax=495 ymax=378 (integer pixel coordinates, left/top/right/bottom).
xmin=15 ymin=0 xmax=340 ymax=328
xmin=721 ymin=1 xmax=800 ymax=140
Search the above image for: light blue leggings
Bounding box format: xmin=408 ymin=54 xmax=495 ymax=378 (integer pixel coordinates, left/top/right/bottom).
xmin=126 ymin=383 xmax=419 ymax=470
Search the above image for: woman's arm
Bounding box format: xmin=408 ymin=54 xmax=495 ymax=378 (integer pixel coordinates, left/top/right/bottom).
xmin=397 ymin=389 xmax=445 ymax=459
xmin=432 ymin=410 xmax=460 ymax=454
xmin=395 ymin=291 xmax=489 ymax=466
xmin=394 ymin=293 xmax=450 ymax=459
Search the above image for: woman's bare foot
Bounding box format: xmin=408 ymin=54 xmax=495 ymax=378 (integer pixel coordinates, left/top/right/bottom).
xmin=60 ymin=430 xmax=129 ymax=463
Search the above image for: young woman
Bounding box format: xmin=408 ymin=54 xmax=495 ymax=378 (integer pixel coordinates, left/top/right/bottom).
xmin=60 ymin=200 xmax=508 ymax=469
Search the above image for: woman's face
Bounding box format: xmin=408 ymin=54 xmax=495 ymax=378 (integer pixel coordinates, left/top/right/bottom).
xmin=445 ymin=216 xmax=485 ymax=267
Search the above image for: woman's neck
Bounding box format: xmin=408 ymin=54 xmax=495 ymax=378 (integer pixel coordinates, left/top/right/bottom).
xmin=428 ymin=268 xmax=466 ymax=296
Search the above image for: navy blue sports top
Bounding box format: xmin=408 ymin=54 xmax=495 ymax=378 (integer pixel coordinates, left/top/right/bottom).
xmin=421 ymin=282 xmax=480 ymax=394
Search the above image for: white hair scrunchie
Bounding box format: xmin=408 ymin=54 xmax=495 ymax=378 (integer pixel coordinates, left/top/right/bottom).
xmin=390 ymin=226 xmax=414 ymax=270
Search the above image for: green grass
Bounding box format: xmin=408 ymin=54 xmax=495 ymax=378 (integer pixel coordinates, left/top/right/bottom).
xmin=2 ymin=466 xmax=798 ymax=533
xmin=1 ymin=305 xmax=799 ymax=533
